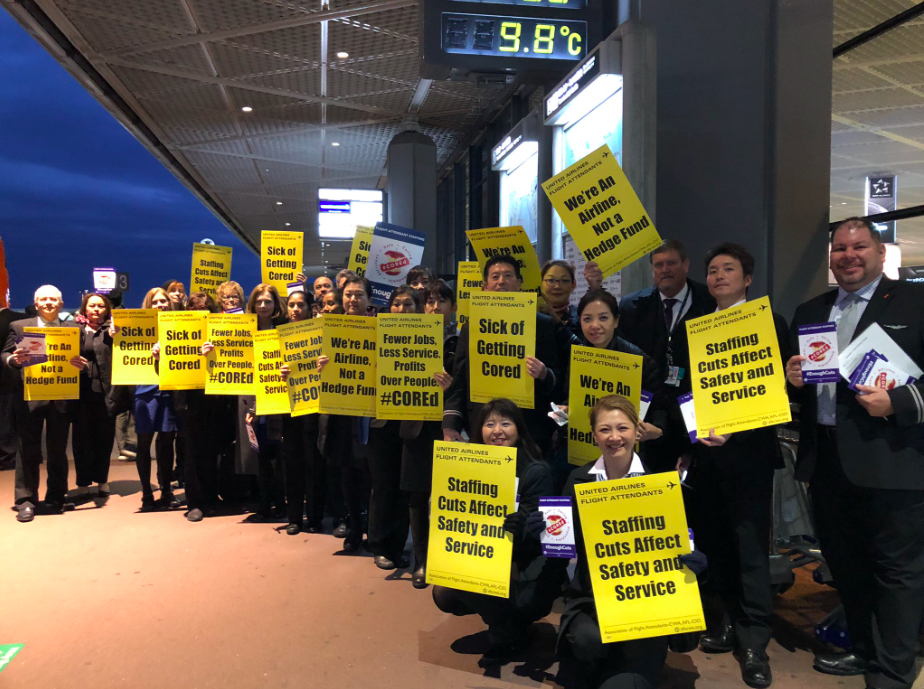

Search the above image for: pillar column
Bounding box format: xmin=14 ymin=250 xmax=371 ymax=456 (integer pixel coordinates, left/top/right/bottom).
xmin=386 ymin=130 xmax=438 ymax=268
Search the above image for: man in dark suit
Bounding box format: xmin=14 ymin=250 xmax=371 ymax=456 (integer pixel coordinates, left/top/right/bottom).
xmin=0 ymin=306 xmax=26 ymax=471
xmin=787 ymin=218 xmax=924 ymax=689
xmin=2 ymin=285 xmax=85 ymax=522
xmin=443 ymin=255 xmax=578 ymax=448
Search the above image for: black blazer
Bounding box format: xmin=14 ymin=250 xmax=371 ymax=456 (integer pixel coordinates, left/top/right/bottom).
xmin=618 ymin=280 xmax=717 ymax=398
xmin=443 ymin=313 xmax=579 ymax=446
xmin=1 ymin=318 xmax=81 ymax=412
xmin=0 ymin=308 xmax=26 ymax=395
xmin=788 ymin=278 xmax=924 ymax=490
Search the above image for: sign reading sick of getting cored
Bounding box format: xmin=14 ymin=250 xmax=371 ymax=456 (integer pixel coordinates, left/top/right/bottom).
xmin=542 ymin=145 xmax=661 ymax=279
xmin=686 ymin=296 xmax=791 ymax=436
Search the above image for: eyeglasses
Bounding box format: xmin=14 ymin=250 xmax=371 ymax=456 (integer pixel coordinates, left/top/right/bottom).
xmin=543 ymin=278 xmax=573 ymax=287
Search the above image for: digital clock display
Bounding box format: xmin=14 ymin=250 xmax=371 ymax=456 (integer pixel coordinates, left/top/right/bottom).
xmin=442 ymin=13 xmax=587 ymax=60
xmin=449 ymin=0 xmax=587 ymax=8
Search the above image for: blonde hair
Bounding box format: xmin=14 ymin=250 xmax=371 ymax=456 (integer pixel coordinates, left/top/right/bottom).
xmin=142 ymin=287 xmax=169 ymax=309
xmin=216 ymin=281 xmax=244 ymax=302
xmin=589 ymin=395 xmax=640 ymax=431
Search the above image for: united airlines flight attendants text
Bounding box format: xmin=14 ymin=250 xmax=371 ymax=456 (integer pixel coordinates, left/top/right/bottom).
xmin=432 ymin=399 xmax=566 ymax=663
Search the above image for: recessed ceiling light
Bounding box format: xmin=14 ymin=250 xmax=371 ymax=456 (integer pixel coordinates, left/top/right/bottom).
xmin=241 ymin=106 xmax=253 ymax=112
xmin=285 ymin=223 xmax=291 ymax=226
xmin=276 ymin=201 xmax=283 ymax=205
xmin=336 ymin=51 xmax=349 ymax=59
xmin=841 ymin=202 xmax=847 ymax=205
xmin=331 ymin=142 xmax=340 ymax=147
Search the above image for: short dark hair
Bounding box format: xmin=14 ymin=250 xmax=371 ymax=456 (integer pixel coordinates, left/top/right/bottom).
xmin=187 ymin=291 xmax=217 ymax=313
xmin=477 ymin=398 xmax=542 ymax=468
xmin=427 ymin=279 xmax=456 ymax=306
xmin=78 ymin=292 xmax=113 ymax=320
xmin=286 ymin=289 xmax=314 ymax=307
xmin=387 ymin=284 xmax=421 ymax=312
xmin=577 ymin=288 xmax=620 ymax=320
xmin=704 ymin=242 xmax=755 ymax=278
xmin=649 ymin=239 xmax=688 ymax=263
xmin=540 ymin=259 xmax=575 ymax=282
xmin=830 ymin=217 xmax=882 ymax=245
xmin=483 ymin=254 xmax=522 ymax=281
xmin=406 ymin=266 xmax=436 ymax=286
xmin=342 ymin=275 xmax=371 ymax=298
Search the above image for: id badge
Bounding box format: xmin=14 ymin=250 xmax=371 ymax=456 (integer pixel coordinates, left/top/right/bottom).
xmin=666 ymin=366 xmax=685 ymax=387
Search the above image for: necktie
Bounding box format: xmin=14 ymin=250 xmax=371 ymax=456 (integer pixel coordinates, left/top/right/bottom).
xmin=837 ymin=293 xmax=861 ymax=349
xmin=663 ymin=298 xmax=678 ymax=332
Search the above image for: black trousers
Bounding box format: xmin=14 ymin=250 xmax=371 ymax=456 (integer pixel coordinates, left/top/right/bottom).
xmin=72 ymin=391 xmax=116 ymax=487
xmin=178 ymin=396 xmax=223 ymax=511
xmin=367 ymin=423 xmax=408 ymax=558
xmin=692 ymin=455 xmax=774 ymax=651
xmin=0 ymin=390 xmax=17 ymax=467
xmin=563 ymin=609 xmax=668 ymax=689
xmin=812 ymin=432 xmax=924 ymax=689
xmin=13 ymin=401 xmax=71 ymax=505
xmin=136 ymin=431 xmax=175 ymax=500
xmin=282 ymin=414 xmax=323 ymax=526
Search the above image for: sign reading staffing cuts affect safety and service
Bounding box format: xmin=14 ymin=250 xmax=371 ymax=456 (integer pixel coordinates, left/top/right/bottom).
xmin=319 ymin=314 xmax=377 ymax=416
xmin=686 ymin=296 xmax=790 ymax=436
xmin=456 ymin=261 xmax=483 ymax=329
xmin=261 ymin=231 xmax=303 ymax=294
xmin=190 ymin=243 xmax=232 ymax=297
xmin=575 ymin=473 xmax=705 ymax=643
xmin=543 ymin=145 xmax=662 ymax=279
xmin=468 ymin=292 xmax=537 ymax=408
xmin=365 ymin=223 xmax=426 ymax=306
xmin=347 ymin=225 xmax=374 ymax=277
xmin=466 ymin=226 xmax=542 ymax=293
xmin=253 ymin=329 xmax=290 ymax=416
xmin=568 ymin=346 xmax=642 ymax=466
xmin=22 ymin=327 xmax=79 ymax=401
xmin=158 ymin=311 xmax=207 ymax=391
xmin=278 ymin=319 xmax=323 ymax=416
xmin=205 ymin=313 xmax=255 ymax=396
xmin=376 ymin=313 xmax=443 ymax=421
xmin=426 ymin=441 xmax=516 ymax=598
xmin=112 ymin=309 xmax=159 ymax=385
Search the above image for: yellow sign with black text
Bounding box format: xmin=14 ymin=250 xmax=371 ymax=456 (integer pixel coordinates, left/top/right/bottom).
xmin=568 ymin=346 xmax=642 ymax=466
xmin=319 ymin=314 xmax=377 ymax=416
xmin=253 ymin=329 xmax=290 ymax=416
xmin=466 ymin=226 xmax=542 ymax=292
xmin=112 ymin=309 xmax=158 ymax=385
xmin=375 ymin=313 xmax=443 ymax=421
xmin=205 ymin=313 xmax=256 ymax=396
xmin=278 ymin=319 xmax=323 ymax=416
xmin=347 ymin=225 xmax=374 ymax=277
xmin=543 ymin=145 xmax=661 ymax=279
xmin=426 ymin=441 xmax=516 ymax=598
xmin=190 ymin=243 xmax=232 ymax=297
xmin=456 ymin=261 xmax=482 ymax=329
xmin=261 ymin=231 xmax=303 ymax=293
xmin=158 ymin=311 xmax=207 ymax=391
xmin=575 ymin=473 xmax=705 ymax=643
xmin=686 ymin=296 xmax=791 ymax=436
xmin=468 ymin=292 xmax=537 ymax=408
xmin=23 ymin=327 xmax=80 ymax=401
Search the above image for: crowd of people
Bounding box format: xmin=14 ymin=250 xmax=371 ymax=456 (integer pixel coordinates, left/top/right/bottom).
xmin=2 ymin=218 xmax=923 ymax=689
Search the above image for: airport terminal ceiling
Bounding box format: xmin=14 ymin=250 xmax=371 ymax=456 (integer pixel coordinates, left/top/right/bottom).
xmin=3 ymin=0 xmax=924 ymax=268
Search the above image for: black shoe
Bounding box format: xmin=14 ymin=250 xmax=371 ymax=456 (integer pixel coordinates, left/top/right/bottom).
xmin=332 ymin=521 xmax=349 ymax=538
xmin=41 ymin=500 xmax=64 ymax=515
xmin=286 ymin=523 xmax=301 ymax=535
xmin=394 ymin=554 xmax=410 ymax=569
xmin=140 ymin=497 xmax=156 ymax=512
xmin=155 ymin=494 xmax=180 ymax=510
xmin=813 ymin=651 xmax=866 ymax=676
xmin=342 ymin=530 xmax=363 ymax=553
xmin=412 ymin=564 xmax=428 ymax=589
xmin=737 ymin=649 xmax=772 ymax=688
xmin=700 ymin=623 xmax=736 ymax=653
xmin=16 ymin=504 xmax=34 ymax=522
xmin=480 ymin=626 xmax=529 ymax=665
xmin=186 ymin=508 xmax=204 ymax=522
xmin=305 ymin=521 xmax=323 ymax=534
xmin=374 ymin=555 xmax=396 ymax=570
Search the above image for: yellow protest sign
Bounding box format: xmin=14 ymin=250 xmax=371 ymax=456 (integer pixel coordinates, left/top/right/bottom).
xmin=112 ymin=309 xmax=158 ymax=385
xmin=158 ymin=311 xmax=207 ymax=391
xmin=190 ymin=243 xmax=232 ymax=296
xmin=205 ymin=313 xmax=256 ymax=396
xmin=375 ymin=313 xmax=443 ymax=421
xmin=575 ymin=473 xmax=705 ymax=643
xmin=253 ymin=329 xmax=290 ymax=415
xmin=687 ymin=296 xmax=791 ymax=436
xmin=278 ymin=319 xmax=323 ymax=416
xmin=466 ymin=226 xmax=542 ymax=292
xmin=261 ymin=231 xmax=303 ymax=293
xmin=426 ymin=441 xmax=516 ymax=597
xmin=542 ymin=145 xmax=661 ymax=279
xmin=347 ymin=225 xmax=374 ymax=277
xmin=468 ymin=292 xmax=536 ymax=408
xmin=568 ymin=346 xmax=642 ymax=466
xmin=22 ymin=327 xmax=80 ymax=401
xmin=456 ymin=261 xmax=482 ymax=329
xmin=319 ymin=314 xmax=377 ymax=416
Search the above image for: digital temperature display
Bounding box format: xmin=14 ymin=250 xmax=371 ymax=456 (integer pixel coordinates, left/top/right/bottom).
xmin=441 ymin=13 xmax=587 ymax=60
xmin=449 ymin=0 xmax=587 ymax=8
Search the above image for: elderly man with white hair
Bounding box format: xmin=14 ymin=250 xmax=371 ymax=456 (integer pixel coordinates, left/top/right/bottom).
xmin=1 ymin=285 xmax=85 ymax=522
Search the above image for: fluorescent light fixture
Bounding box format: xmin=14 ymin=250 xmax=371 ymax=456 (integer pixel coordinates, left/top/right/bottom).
xmin=555 ymin=73 xmax=622 ymax=129
xmin=496 ymin=141 xmax=538 ymax=174
xmin=331 ymin=142 xmax=341 ymax=147
xmin=241 ymin=106 xmax=253 ymax=112
xmin=336 ymin=51 xmax=349 ymax=59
